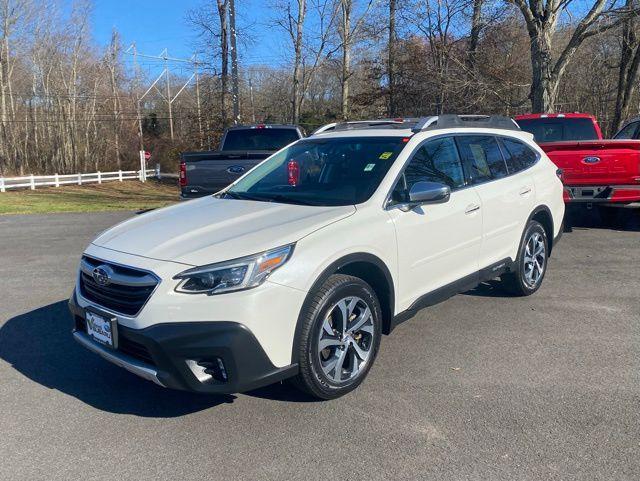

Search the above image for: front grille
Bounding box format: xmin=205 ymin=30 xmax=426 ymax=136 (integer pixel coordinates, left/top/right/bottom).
xmin=79 ymin=256 xmax=158 ymax=316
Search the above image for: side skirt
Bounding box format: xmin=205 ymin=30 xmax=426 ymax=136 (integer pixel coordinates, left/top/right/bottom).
xmin=388 ymin=258 xmax=513 ymax=333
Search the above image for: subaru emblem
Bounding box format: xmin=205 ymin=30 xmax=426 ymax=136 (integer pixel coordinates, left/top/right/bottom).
xmin=92 ymin=265 xmax=112 ymax=286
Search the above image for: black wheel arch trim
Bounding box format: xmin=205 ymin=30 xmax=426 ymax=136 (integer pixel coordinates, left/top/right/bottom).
xmin=291 ymin=252 xmax=396 ymax=364
xmin=527 ymin=204 xmax=556 ymax=255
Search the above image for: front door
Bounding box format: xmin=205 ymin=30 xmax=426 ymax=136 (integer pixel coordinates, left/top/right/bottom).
xmin=387 ymin=136 xmax=483 ymax=311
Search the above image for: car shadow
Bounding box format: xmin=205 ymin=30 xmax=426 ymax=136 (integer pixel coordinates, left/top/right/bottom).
xmin=462 ymin=280 xmax=510 ymax=298
xmin=0 ymin=300 xmax=235 ymax=417
xmin=566 ymin=204 xmax=640 ymax=232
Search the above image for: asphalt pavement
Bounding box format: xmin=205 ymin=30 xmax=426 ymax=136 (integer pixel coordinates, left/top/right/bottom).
xmin=0 ymin=207 xmax=639 ymax=481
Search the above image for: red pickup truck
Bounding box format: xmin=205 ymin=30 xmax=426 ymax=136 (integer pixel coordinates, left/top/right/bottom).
xmin=515 ymin=113 xmax=640 ymax=204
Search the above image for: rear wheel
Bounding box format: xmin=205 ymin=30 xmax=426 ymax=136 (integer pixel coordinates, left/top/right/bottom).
xmin=292 ymin=274 xmax=382 ymax=400
xmin=500 ymin=220 xmax=548 ymax=296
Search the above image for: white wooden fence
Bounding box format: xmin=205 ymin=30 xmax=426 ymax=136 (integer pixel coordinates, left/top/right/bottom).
xmin=0 ymin=165 xmax=161 ymax=193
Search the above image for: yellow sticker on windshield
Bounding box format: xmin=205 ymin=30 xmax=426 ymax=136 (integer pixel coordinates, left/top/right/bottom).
xmin=379 ymin=152 xmax=393 ymax=160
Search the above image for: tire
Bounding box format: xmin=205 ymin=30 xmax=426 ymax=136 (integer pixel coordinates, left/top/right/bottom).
xmin=500 ymin=220 xmax=549 ymax=296
xmin=292 ymin=274 xmax=382 ymax=400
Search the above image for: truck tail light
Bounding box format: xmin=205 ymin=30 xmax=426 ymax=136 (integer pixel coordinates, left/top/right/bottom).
xmin=179 ymin=161 xmax=187 ymax=187
xmin=288 ymin=160 xmax=300 ymax=186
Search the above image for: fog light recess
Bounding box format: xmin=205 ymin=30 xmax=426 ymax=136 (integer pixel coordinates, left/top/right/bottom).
xmin=186 ymin=358 xmax=228 ymax=383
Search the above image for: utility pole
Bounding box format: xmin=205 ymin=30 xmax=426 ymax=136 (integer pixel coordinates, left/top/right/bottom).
xmin=126 ymin=47 xmax=198 ymax=145
xmin=195 ymin=60 xmax=204 ymax=147
xmin=163 ymin=49 xmax=174 ymax=140
xmin=229 ymin=0 xmax=240 ymax=124
xmin=127 ymin=43 xmax=145 ymax=152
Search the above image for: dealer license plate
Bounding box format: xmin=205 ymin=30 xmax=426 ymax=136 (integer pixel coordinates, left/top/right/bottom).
xmin=85 ymin=310 xmax=117 ymax=349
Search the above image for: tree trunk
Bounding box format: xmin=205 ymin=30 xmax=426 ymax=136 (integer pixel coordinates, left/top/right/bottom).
xmin=228 ymin=0 xmax=240 ymax=124
xmin=388 ymin=0 xmax=396 ymax=117
xmin=292 ymin=0 xmax=306 ymax=124
xmin=340 ymin=0 xmax=351 ymax=120
xmin=217 ymin=0 xmax=229 ymax=127
xmin=529 ymin=30 xmax=558 ymax=113
xmin=468 ymin=0 xmax=483 ymax=66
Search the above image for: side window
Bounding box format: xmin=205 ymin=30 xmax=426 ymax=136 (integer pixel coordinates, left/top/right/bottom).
xmin=614 ymin=121 xmax=639 ymax=139
xmin=404 ymin=137 xmax=465 ymax=190
xmin=455 ymin=135 xmax=508 ymax=184
xmin=500 ymin=138 xmax=538 ymax=173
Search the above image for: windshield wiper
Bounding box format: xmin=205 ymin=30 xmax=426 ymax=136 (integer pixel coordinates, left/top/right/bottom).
xmin=222 ymin=191 xmax=268 ymax=202
xmin=263 ymin=194 xmax=320 ymax=206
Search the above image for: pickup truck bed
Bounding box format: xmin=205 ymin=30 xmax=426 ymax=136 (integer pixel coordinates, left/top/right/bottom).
xmin=179 ymin=124 xmax=303 ymax=199
xmin=180 ymin=150 xmax=272 ymax=198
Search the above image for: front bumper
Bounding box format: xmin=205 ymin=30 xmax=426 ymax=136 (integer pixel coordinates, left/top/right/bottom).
xmin=69 ymin=293 xmax=298 ymax=394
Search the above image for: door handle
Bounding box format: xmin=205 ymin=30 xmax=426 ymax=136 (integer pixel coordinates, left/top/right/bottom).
xmin=519 ymin=187 xmax=532 ymax=196
xmin=465 ymin=204 xmax=480 ymax=214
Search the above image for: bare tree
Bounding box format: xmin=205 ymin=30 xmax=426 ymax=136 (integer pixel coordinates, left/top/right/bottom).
xmin=229 ymin=0 xmax=240 ymax=123
xmin=509 ymin=0 xmax=638 ymax=112
xmin=388 ymin=0 xmax=397 ymax=116
xmin=106 ymin=29 xmax=122 ymax=168
xmin=611 ymin=0 xmax=640 ymax=134
xmin=338 ymin=0 xmax=377 ymax=120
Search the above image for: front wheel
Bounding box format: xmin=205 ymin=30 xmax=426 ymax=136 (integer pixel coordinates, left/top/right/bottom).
xmin=292 ymin=274 xmax=382 ymax=400
xmin=500 ymin=220 xmax=548 ymax=296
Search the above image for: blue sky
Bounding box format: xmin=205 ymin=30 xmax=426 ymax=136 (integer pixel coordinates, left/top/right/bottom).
xmin=89 ymin=0 xmax=284 ymax=74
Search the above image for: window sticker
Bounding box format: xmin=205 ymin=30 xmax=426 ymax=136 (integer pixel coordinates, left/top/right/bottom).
xmin=364 ymin=163 xmax=376 ymax=172
xmin=379 ymin=152 xmax=393 ymax=160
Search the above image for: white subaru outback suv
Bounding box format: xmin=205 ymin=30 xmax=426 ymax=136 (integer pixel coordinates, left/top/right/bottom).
xmin=69 ymin=115 xmax=564 ymax=399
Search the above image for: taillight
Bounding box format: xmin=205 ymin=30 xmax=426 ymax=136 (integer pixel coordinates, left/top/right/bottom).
xmin=179 ymin=161 xmax=187 ymax=187
xmin=287 ymin=160 xmax=300 ymax=186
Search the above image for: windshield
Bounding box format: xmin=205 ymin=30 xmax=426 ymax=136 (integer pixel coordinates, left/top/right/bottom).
xmin=222 ymin=128 xmax=300 ymax=151
xmin=225 ymin=136 xmax=407 ymax=206
xmin=517 ymin=118 xmax=599 ymax=142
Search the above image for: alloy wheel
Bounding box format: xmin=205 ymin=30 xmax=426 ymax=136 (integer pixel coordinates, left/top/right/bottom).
xmin=523 ymin=231 xmax=546 ymax=288
xmin=316 ymin=296 xmax=375 ymax=384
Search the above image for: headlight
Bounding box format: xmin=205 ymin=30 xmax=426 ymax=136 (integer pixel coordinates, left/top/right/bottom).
xmin=174 ymin=244 xmax=294 ymax=295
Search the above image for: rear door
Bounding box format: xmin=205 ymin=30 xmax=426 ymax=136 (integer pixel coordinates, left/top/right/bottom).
xmin=455 ymin=135 xmax=536 ymax=269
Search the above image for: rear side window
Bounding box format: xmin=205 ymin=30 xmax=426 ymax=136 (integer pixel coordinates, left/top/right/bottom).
xmin=500 ymin=138 xmax=538 ymax=173
xmin=403 ymin=137 xmax=466 ymax=190
xmin=455 ymin=135 xmax=508 ymax=184
xmin=516 ymin=118 xmax=598 ymax=142
xmin=222 ymin=128 xmax=300 ymax=151
xmin=614 ymin=122 xmax=639 ymax=139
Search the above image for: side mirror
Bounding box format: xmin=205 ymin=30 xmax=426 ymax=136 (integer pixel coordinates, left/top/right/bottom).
xmin=399 ymin=181 xmax=450 ymax=211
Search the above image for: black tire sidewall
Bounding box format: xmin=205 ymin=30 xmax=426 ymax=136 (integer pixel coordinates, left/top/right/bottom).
xmin=302 ymin=277 xmax=382 ymax=398
xmin=516 ymin=221 xmax=548 ymax=295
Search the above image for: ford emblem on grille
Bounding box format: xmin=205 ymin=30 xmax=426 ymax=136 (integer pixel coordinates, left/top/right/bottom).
xmin=583 ymin=156 xmax=601 ymax=164
xmin=92 ymin=265 xmax=112 ymax=286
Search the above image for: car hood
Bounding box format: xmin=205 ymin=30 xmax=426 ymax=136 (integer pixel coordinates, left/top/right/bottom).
xmin=92 ymin=196 xmax=356 ymax=266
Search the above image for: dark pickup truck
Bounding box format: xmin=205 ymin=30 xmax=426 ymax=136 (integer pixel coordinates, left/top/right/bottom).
xmin=180 ymin=124 xmax=303 ymax=199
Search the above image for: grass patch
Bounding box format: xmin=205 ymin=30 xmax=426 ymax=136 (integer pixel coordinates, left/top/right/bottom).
xmin=0 ymin=180 xmax=179 ymax=215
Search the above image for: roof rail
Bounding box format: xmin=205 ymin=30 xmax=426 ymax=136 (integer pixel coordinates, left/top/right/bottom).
xmin=415 ymin=114 xmax=520 ymax=132
xmin=311 ymin=118 xmax=420 ymax=135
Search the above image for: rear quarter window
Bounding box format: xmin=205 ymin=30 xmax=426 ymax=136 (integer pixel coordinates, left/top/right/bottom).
xmin=499 ymin=138 xmax=538 ymax=173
